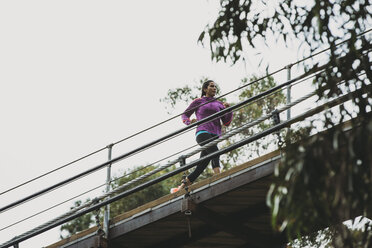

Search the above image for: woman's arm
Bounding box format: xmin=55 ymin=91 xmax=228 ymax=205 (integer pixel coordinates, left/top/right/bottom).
xmin=221 ymin=102 xmax=233 ymax=126
xmin=181 ymin=98 xmax=201 ymax=125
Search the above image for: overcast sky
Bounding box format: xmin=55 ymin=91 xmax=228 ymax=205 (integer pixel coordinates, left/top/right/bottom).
xmin=0 ymin=1 xmax=306 ymax=247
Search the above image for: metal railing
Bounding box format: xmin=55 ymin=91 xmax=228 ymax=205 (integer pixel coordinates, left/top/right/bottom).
xmin=0 ymin=29 xmax=370 ymax=248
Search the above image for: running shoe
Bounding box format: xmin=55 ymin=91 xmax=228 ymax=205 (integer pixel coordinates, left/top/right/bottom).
xmin=170 ymin=186 xmax=181 ymax=194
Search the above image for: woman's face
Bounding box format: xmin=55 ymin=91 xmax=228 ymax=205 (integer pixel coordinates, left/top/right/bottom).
xmin=204 ymin=81 xmax=217 ymax=97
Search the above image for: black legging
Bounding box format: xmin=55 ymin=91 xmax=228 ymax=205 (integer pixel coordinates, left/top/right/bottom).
xmin=187 ymin=132 xmax=220 ymax=183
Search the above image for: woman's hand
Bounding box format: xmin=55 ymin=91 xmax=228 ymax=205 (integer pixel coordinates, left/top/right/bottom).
xmin=223 ymin=102 xmax=230 ymax=108
xmin=190 ymin=119 xmax=197 ymax=124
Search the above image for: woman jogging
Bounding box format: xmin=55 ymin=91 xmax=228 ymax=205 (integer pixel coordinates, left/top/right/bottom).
xmin=171 ymin=80 xmax=233 ymax=193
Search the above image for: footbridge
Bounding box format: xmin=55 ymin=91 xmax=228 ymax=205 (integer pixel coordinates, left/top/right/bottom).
xmin=42 ymin=116 xmax=365 ymax=248
xmin=0 ymin=39 xmax=370 ymax=248
xmin=46 ymin=150 xmax=284 ymax=248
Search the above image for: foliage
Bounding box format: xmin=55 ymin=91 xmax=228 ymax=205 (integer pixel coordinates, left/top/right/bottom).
xmin=60 ymin=199 xmax=94 ymax=239
xmin=160 ymin=77 xmax=221 ymax=114
xmin=109 ymin=165 xmax=180 ymax=217
xmin=199 ymin=0 xmax=372 ymax=247
xmin=59 ymin=164 xmax=181 ymax=238
xmin=223 ymin=75 xmax=286 ymax=165
xmin=289 ymin=221 xmax=372 ymax=248
xmin=160 ymin=84 xmax=196 ymax=115
xmin=198 ymin=0 xmax=371 ymax=65
xmin=267 ymin=117 xmax=372 ymax=244
xmin=289 ymin=227 xmax=334 ymax=248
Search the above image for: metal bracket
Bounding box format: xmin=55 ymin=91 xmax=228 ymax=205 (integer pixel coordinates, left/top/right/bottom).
xmin=272 ymin=109 xmax=280 ymax=125
xmin=179 ymin=155 xmax=186 ymax=167
xmin=284 ymin=63 xmax=293 ymax=70
xmin=181 ymin=198 xmax=196 ymax=238
xmin=272 ymin=109 xmax=284 ymax=148
xmin=181 ymin=198 xmax=196 ymax=213
xmin=179 ymin=155 xmax=191 ymax=198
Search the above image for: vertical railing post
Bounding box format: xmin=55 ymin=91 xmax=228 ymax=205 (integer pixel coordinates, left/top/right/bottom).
xmin=286 ymin=64 xmax=292 ymax=120
xmin=103 ymin=143 xmax=113 ymax=239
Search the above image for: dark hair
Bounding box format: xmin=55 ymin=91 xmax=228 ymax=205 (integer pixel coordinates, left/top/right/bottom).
xmin=201 ymin=80 xmax=214 ymax=97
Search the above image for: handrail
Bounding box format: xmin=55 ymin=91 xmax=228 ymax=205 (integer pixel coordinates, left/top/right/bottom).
xmin=2 ymin=82 xmax=368 ymax=248
xmin=0 ymin=66 xmax=324 ymax=214
xmin=2 ymin=28 xmax=370 ymax=198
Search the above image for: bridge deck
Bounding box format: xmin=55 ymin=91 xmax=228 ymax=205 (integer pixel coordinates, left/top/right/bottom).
xmin=47 ymin=150 xmax=287 ymax=248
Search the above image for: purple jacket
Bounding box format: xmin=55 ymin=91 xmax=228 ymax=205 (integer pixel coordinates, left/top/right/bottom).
xmin=182 ymin=96 xmax=233 ymax=136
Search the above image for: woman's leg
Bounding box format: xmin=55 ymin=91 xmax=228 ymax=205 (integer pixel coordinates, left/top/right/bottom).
xmin=187 ymin=133 xmax=219 ymax=182
xmin=171 ymin=133 xmax=219 ymax=193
